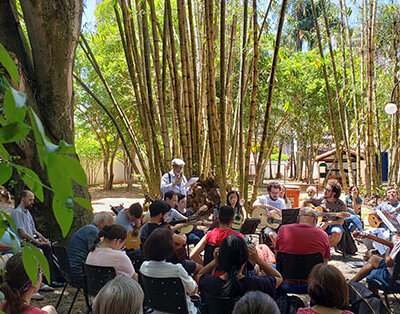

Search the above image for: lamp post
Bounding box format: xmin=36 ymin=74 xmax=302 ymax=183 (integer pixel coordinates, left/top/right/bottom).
xmin=385 ymin=79 xmax=400 ymax=115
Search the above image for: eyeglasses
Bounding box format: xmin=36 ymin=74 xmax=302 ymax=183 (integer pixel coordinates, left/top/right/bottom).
xmin=324 ymin=188 xmax=332 ymax=192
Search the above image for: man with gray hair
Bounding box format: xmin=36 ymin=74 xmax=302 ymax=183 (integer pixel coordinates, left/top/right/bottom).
xmin=67 ymin=212 xmax=114 ymax=287
xmin=161 ymin=158 xmax=192 ymax=197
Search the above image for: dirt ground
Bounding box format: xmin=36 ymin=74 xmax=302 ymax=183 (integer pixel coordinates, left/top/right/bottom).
xmin=3 ymin=183 xmax=400 ymax=313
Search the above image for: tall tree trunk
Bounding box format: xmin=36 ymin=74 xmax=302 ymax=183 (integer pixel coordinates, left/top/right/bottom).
xmin=320 ymin=0 xmax=351 ymax=192
xmin=220 ymin=0 xmax=227 ymax=202
xmin=310 ymin=0 xmax=348 ymax=191
xmin=252 ymin=0 xmax=288 ymax=201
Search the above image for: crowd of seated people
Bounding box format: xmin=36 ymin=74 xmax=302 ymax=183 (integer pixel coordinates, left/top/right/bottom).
xmin=4 ymin=160 xmax=400 ymax=314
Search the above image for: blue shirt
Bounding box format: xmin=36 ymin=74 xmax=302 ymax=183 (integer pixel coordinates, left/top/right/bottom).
xmin=67 ymin=224 xmax=99 ymax=276
xmin=115 ymin=209 xmax=134 ymax=233
xmin=0 ymin=227 xmax=20 ymax=255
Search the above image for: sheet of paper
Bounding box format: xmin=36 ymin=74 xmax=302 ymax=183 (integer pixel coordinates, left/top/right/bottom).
xmin=376 ymin=209 xmax=398 ymax=232
xmin=185 ymin=177 xmax=199 ymax=187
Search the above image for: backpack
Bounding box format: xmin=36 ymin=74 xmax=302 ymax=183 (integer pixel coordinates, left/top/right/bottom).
xmin=276 ymin=294 xmax=305 ymax=314
xmin=336 ymin=222 xmax=357 ymax=255
xmin=347 ymin=281 xmax=390 ymax=314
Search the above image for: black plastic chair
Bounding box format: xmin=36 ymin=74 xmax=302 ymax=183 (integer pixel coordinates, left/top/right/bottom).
xmin=139 ymin=272 xmax=189 ymax=314
xmin=200 ymin=290 xmax=238 ymax=314
xmin=83 ymin=263 xmax=116 ymax=313
xmin=367 ymin=251 xmax=400 ymax=311
xmin=276 ymin=252 xmax=323 ymax=294
xmin=204 ymin=243 xmax=218 ymax=266
xmin=52 ymin=245 xmax=81 ymax=314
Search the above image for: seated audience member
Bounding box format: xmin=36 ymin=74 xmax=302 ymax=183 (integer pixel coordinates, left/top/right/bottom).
xmin=176 ymin=193 xmax=205 ymax=245
xmin=280 ymin=185 xmax=292 ymax=209
xmin=115 ymin=203 xmax=142 ymax=233
xmin=227 ymin=190 xmax=246 ymax=232
xmin=139 ymin=200 xmax=199 ymax=275
xmin=275 ymin=207 xmax=330 ymax=263
xmin=0 ymin=226 xmax=21 ymax=269
xmin=302 ymin=186 xmax=317 ymax=207
xmin=198 ymin=235 xmax=282 ymax=300
xmin=350 ymin=233 xmax=400 ymax=289
xmin=140 ymin=228 xmax=198 ymax=314
xmin=345 ymin=185 xmax=363 ymax=217
xmin=164 ymin=191 xmax=188 ymax=223
xmin=11 ymin=190 xmax=62 ymax=287
xmin=233 ymin=291 xmax=280 ymax=314
xmin=0 ymin=253 xmax=57 ymax=314
xmin=86 ymin=224 xmax=137 ymax=281
xmin=68 ymin=212 xmax=114 ymax=287
xmin=190 ymin=206 xmax=243 ymax=264
xmin=92 ymin=275 xmax=144 ymax=314
xmin=297 ymin=264 xmax=353 ymax=314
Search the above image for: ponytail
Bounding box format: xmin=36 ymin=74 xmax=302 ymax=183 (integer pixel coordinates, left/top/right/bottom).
xmin=90 ymin=225 xmax=126 ymax=251
xmin=0 ymin=282 xmax=23 ymax=314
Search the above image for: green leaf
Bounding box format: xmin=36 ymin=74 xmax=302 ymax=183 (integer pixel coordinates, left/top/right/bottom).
xmin=58 ymin=140 xmax=76 ymax=154
xmin=27 ymin=109 xmax=45 ymax=168
xmin=23 ymin=243 xmax=50 ymax=284
xmin=22 ymin=244 xmax=39 ymax=286
xmin=0 ymin=162 xmax=12 ymax=185
xmin=15 ymin=165 xmax=44 ymax=202
xmin=4 ymin=89 xmax=27 ymax=122
xmin=0 ymin=143 xmax=11 ymax=160
xmin=52 ymin=195 xmax=73 ymax=237
xmin=46 ymin=153 xmax=73 ymax=198
xmin=0 ymin=122 xmax=31 ymax=143
xmin=61 ymin=155 xmax=87 ymax=186
xmin=0 ymin=211 xmax=17 ymax=234
xmin=73 ymin=197 xmax=93 ymax=211
xmin=0 ymin=43 xmax=19 ymax=85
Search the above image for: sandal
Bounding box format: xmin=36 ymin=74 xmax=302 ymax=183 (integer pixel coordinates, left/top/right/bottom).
xmin=31 ymin=293 xmax=44 ymax=301
xmin=39 ymin=284 xmax=54 ymax=292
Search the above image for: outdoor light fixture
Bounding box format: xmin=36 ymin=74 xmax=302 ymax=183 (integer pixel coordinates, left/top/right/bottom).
xmin=385 ymin=79 xmax=400 ymax=115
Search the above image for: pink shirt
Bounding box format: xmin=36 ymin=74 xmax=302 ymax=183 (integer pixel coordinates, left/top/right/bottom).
xmin=0 ymin=302 xmax=47 ymax=313
xmin=86 ymin=247 xmax=135 ymax=278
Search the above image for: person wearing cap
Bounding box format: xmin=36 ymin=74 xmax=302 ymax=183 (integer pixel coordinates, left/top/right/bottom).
xmin=161 ymin=158 xmax=192 ymax=197
xmin=275 ymin=207 xmax=331 ymax=264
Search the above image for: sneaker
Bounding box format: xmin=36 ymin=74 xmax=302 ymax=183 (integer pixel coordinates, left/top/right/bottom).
xmin=39 ymin=284 xmax=54 ymax=292
xmin=50 ymin=281 xmax=65 ymax=288
xmin=31 ymin=293 xmax=44 ymax=301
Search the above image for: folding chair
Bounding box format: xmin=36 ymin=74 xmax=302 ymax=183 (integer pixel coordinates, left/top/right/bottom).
xmin=367 ymin=252 xmax=400 ymax=311
xmin=276 ymin=252 xmax=323 ymax=294
xmin=52 ymin=245 xmax=81 ymax=314
xmin=83 ymin=263 xmax=116 ymax=313
xmin=200 ymin=290 xmax=238 ymax=314
xmin=139 ymin=272 xmax=189 ymax=314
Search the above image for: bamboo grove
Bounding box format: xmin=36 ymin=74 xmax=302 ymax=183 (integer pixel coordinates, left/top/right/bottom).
xmin=74 ymin=0 xmax=400 ymax=207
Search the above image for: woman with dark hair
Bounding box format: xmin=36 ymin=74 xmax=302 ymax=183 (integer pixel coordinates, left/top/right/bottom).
xmin=344 ymin=185 xmax=364 ymax=232
xmin=86 ymin=224 xmax=137 ymax=281
xmin=140 ymin=228 xmax=198 ymax=314
xmin=0 ymin=253 xmax=57 ymax=314
xmin=198 ymin=235 xmax=282 ymax=299
xmin=279 ymin=185 xmax=292 ymax=209
xmin=233 ymin=291 xmax=280 ymax=314
xmin=227 ymin=191 xmax=246 ymax=232
xmin=297 ymin=264 xmax=353 ymax=314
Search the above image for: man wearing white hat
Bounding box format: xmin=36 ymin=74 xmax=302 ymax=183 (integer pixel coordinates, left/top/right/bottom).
xmin=161 ymin=158 xmax=190 ymax=197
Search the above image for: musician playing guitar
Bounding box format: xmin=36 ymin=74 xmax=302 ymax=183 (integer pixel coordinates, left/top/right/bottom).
xmin=139 ymin=200 xmax=201 ymax=275
xmin=304 ymin=180 xmax=346 ymax=247
xmin=252 ymin=181 xmax=286 ymax=247
xmin=351 ymin=232 xmax=400 ymax=291
xmin=362 ymin=186 xmax=400 ymax=256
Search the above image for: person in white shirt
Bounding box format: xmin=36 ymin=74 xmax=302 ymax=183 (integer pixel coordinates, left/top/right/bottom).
xmin=140 ymin=227 xmax=198 ymax=314
xmin=161 ymin=158 xmax=193 ymax=197
xmin=252 ymin=181 xmax=287 ymax=246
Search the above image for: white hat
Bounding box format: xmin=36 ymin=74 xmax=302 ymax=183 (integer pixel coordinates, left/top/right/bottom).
xmin=172 ymin=158 xmax=185 ymax=166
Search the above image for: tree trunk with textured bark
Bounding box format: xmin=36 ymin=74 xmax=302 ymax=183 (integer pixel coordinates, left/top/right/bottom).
xmin=0 ymin=0 xmax=91 ymax=242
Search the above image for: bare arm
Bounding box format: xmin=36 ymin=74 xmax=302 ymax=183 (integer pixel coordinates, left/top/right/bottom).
xmin=195 ymin=248 xmax=219 ymax=282
xmin=18 ymin=229 xmax=40 ymax=245
xmin=132 ymin=272 xmax=138 ymax=281
xmin=172 ymin=233 xmax=187 ymax=245
xmin=189 ymin=235 xmax=207 ymax=264
xmin=248 ymin=245 xmax=283 ymax=287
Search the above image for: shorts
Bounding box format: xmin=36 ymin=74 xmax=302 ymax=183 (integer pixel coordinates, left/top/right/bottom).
xmin=181 ymin=259 xmax=196 ymax=275
xmin=366 ymin=259 xmax=392 ymax=288
xmin=325 ymin=224 xmax=344 ymax=235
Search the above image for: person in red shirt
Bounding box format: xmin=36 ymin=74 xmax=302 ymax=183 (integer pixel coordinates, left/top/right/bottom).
xmin=275 ymin=207 xmax=331 ymax=263
xmin=189 ymin=206 xmax=243 ymax=264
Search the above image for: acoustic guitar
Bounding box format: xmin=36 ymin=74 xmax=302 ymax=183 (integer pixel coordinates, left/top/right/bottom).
xmin=353 ymin=231 xmax=393 ymax=249
xmin=368 ymin=210 xmax=399 ymax=229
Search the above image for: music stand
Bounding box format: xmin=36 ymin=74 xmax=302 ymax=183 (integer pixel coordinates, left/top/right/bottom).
xmin=240 ymin=218 xmax=261 ymax=234
xmin=282 ymin=208 xmax=300 ymax=225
